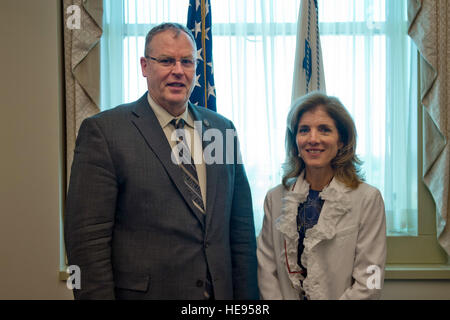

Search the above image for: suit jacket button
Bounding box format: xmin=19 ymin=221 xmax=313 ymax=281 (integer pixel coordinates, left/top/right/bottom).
xmin=196 ymin=280 xmax=204 ymax=287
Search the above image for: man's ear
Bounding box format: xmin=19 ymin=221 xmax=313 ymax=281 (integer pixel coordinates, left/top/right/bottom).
xmin=140 ymin=57 xmax=149 ymax=77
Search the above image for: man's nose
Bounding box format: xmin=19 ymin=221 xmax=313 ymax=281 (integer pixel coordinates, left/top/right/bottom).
xmin=171 ymin=61 xmax=184 ymax=74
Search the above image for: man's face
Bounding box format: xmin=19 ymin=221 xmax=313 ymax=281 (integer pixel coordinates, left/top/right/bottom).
xmin=140 ymin=30 xmax=197 ymax=116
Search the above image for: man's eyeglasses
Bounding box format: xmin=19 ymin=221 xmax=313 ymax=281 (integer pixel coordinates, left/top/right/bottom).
xmin=146 ymin=56 xmax=197 ymax=70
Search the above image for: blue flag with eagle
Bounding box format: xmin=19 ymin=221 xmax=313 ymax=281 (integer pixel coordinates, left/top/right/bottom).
xmin=187 ymin=0 xmax=216 ymax=112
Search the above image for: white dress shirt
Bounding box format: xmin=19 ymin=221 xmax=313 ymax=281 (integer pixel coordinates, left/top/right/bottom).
xmin=147 ymin=93 xmax=207 ymax=208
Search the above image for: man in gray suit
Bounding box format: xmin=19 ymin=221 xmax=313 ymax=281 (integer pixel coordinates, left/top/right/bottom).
xmin=64 ymin=23 xmax=259 ymax=300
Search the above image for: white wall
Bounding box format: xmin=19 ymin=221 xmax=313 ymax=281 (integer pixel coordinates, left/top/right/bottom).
xmin=0 ymin=0 xmax=72 ymax=299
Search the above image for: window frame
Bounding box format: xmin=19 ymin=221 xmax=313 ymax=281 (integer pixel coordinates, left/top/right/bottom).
xmin=384 ymin=58 xmax=449 ymax=277
xmin=63 ymin=0 xmax=450 ymax=281
xmin=116 ymin=7 xmax=447 ymax=266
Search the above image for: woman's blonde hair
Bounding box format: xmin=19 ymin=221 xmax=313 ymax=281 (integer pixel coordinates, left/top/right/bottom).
xmin=282 ymin=91 xmax=364 ymax=189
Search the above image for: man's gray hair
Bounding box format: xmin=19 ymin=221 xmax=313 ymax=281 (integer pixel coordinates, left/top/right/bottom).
xmin=144 ymin=22 xmax=196 ymax=57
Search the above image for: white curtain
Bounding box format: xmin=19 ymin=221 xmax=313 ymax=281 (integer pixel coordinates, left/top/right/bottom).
xmin=318 ymin=0 xmax=417 ymax=236
xmin=212 ymin=0 xmax=301 ymax=234
xmin=100 ymin=0 xmax=417 ymax=236
xmin=100 ymin=0 xmax=189 ymax=109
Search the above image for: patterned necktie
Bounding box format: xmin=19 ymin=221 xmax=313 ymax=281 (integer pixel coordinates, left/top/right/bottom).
xmin=171 ymin=118 xmax=205 ymax=214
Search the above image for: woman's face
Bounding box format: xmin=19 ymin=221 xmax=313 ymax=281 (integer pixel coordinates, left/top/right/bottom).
xmin=296 ymin=106 xmax=343 ymax=174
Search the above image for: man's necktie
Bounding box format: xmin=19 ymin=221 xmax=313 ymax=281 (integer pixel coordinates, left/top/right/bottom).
xmin=171 ymin=118 xmax=205 ymax=214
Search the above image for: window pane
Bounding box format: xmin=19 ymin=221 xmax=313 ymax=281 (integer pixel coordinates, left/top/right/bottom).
xmin=123 ymin=36 xmax=147 ymax=102
xmin=214 ymin=0 xmax=300 ymax=24
xmin=319 ymin=0 xmax=385 ymax=22
xmin=213 ymin=31 xmax=298 ymax=234
xmin=103 ymin=0 xmax=416 ymax=237
xmin=125 ymin=0 xmax=188 ymax=24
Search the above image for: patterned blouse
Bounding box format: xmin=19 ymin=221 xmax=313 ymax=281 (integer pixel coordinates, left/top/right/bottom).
xmin=297 ymin=189 xmax=324 ymax=273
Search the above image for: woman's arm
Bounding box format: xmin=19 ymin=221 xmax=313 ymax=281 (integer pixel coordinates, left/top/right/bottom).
xmin=257 ymin=191 xmax=284 ymax=299
xmin=339 ymin=188 xmax=387 ymax=300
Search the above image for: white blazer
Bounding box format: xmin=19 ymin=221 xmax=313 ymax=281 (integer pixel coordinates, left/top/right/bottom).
xmin=257 ymin=173 xmax=386 ymax=300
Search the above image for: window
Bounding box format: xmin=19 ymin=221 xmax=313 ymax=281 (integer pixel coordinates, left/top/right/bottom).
xmin=100 ymin=0 xmax=419 ymax=247
xmin=319 ymin=0 xmax=418 ymax=237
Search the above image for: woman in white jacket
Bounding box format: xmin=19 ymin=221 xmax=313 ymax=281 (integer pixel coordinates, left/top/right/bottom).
xmin=257 ymin=92 xmax=386 ymax=300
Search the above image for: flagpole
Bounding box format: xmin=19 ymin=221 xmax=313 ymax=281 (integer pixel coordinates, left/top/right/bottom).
xmin=201 ymin=0 xmax=208 ymax=109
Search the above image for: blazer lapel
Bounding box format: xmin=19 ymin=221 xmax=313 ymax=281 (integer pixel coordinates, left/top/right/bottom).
xmin=130 ymin=94 xmax=206 ymax=227
xmin=189 ymin=103 xmax=218 ymax=229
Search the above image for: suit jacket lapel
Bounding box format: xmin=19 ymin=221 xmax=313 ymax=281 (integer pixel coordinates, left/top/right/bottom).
xmin=189 ymin=103 xmax=218 ymax=230
xmin=130 ymin=94 xmax=206 ymax=227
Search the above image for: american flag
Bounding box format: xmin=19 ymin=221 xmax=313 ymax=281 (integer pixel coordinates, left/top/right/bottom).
xmin=187 ymin=0 xmax=216 ymax=112
xmin=291 ymin=0 xmax=326 ymax=101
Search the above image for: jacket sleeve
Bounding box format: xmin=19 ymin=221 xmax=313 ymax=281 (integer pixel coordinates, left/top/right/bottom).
xmin=228 ymin=121 xmax=259 ymax=300
xmin=64 ymin=117 xmax=117 ymax=300
xmin=339 ymin=188 xmax=387 ymax=300
xmin=256 ymin=190 xmax=284 ymax=299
